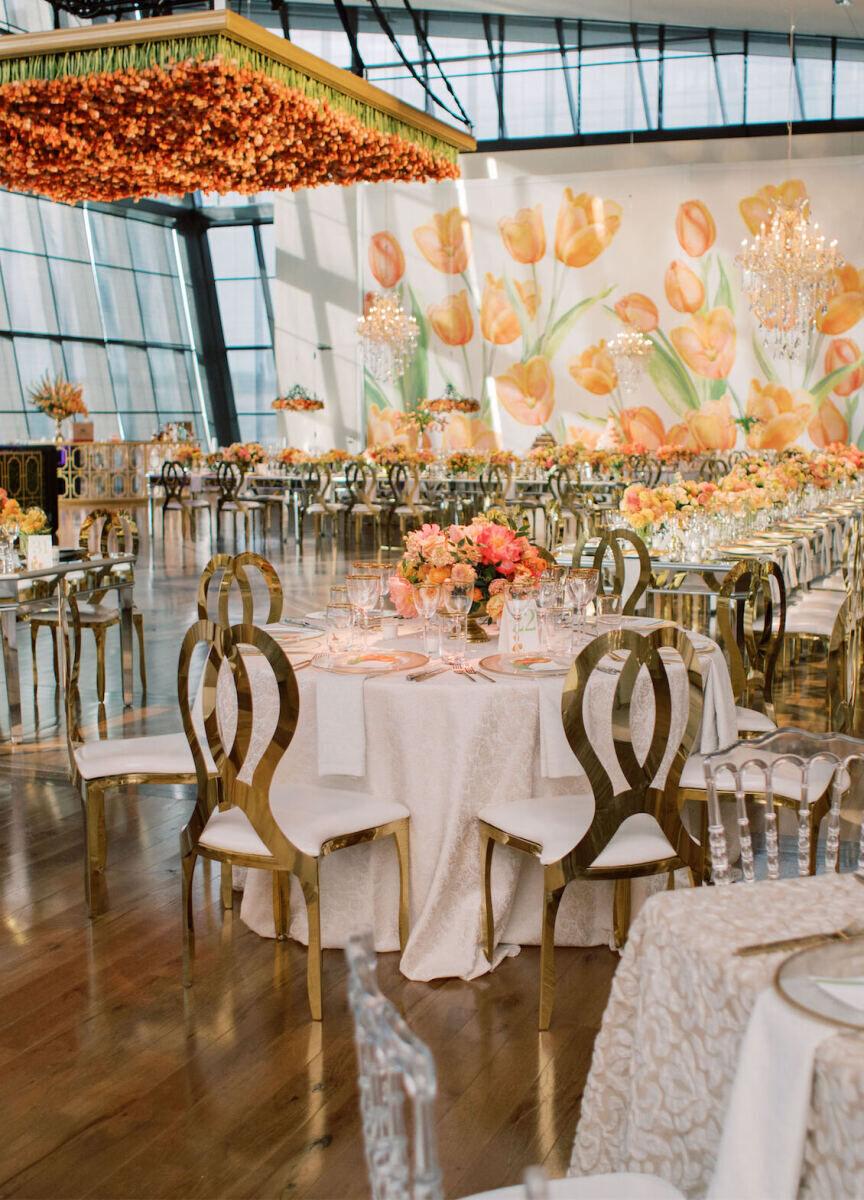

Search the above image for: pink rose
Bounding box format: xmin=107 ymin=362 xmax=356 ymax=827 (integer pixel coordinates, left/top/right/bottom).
xmin=389 ymin=575 xmax=417 ymax=619
xmin=450 ymin=562 xmax=476 ymax=585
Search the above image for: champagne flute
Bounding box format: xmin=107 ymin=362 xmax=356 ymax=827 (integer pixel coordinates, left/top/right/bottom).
xmin=567 ymin=568 xmax=599 ymax=633
xmin=411 ymin=582 xmax=441 ymax=657
xmin=443 ymin=582 xmax=473 ymax=666
xmin=345 ymin=574 xmax=380 ymax=649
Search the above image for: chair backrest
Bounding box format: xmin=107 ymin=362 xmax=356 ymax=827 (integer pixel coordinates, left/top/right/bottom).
xmin=702 ymin=727 xmax=864 ymax=885
xmin=159 ymin=460 xmax=189 ymax=507
xmin=573 ymin=527 xmax=652 ymax=615
xmin=78 ymin=507 xmax=114 ymax=556
xmin=479 ymin=463 xmax=512 ymax=509
xmin=716 ymin=557 xmax=785 ymax=719
xmin=215 ymin=460 xmax=243 ymax=505
xmin=828 ymin=595 xmax=860 ymax=734
xmin=298 ymin=461 xmax=331 ymax=507
xmin=561 ymin=626 xmax=704 ymax=875
xmin=196 ymin=552 xmax=283 ymax=626
xmin=387 ymin=463 xmax=421 ymax=512
xmin=698 ymin=455 xmax=726 ymax=483
xmin=344 ymin=460 xmax=378 ymax=508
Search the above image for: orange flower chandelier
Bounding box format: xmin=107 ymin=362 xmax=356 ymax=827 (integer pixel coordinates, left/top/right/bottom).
xmin=0 ymin=12 xmax=475 ymax=204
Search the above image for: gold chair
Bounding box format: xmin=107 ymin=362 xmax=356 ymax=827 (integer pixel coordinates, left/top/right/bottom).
xmin=215 ymin=461 xmax=266 ymax=548
xmin=382 ymin=463 xmax=435 ymax=550
xmin=479 ymin=626 xmax=704 ymax=1028
xmin=572 ymin=526 xmax=653 ymax=616
xmin=197 ymin=551 xmax=283 ymax=627
xmin=177 ymin=620 xmax=411 ymax=1019
xmin=31 ymin=508 xmax=146 ymax=702
xmin=715 ymin=557 xmax=785 ymax=737
xmin=343 ymin=460 xmax=382 ymax=548
xmin=157 ymin=460 xmax=212 ymax=542
xmin=295 ymin=461 xmax=346 ymax=550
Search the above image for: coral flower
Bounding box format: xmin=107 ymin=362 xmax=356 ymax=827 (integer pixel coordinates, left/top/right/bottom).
xmin=825 ymin=337 xmax=864 ymax=396
xmin=746 ymin=379 xmax=812 ymax=451
xmin=481 ymin=274 xmax=521 ymax=345
xmin=494 ymin=356 xmax=555 ymax=426
xmin=568 ymin=340 xmax=618 ymax=395
xmin=666 ymin=397 xmax=737 ymax=451
xmin=664 ymin=261 xmax=705 ymax=314
xmin=619 ymin=407 xmax=666 ymax=450
xmin=498 ymin=204 xmax=546 ymax=263
xmin=515 ymin=278 xmax=541 ymax=321
xmin=427 ymin=290 xmax=474 ymax=346
xmin=413 ymin=208 xmax=472 ymax=274
xmin=808 ymin=398 xmax=849 ymax=449
xmin=443 ymin=415 xmax=500 ymax=452
xmin=368 ymin=232 xmax=405 ymax=289
xmin=670 ymin=307 xmax=736 ymax=379
xmin=817 ymin=264 xmax=864 ymax=336
xmin=554 ymin=189 xmax=622 ymax=268
xmin=675 ymin=200 xmax=716 ymax=258
xmin=739 ymin=179 xmax=808 ymax=236
xmin=389 ymin=574 xmax=417 ymax=618
xmin=614 ymin=293 xmax=658 ymax=333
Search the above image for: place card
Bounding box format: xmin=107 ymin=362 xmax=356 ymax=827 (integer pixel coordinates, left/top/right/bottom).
xmin=498 ymin=598 xmax=540 ymax=654
xmin=25 ymin=535 xmax=53 ymax=570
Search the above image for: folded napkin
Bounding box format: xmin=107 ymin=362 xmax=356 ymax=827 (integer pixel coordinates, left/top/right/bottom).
xmin=709 ymin=987 xmax=836 ymax=1200
xmin=537 ymin=672 xmax=580 ymax=778
xmin=316 ymin=671 xmax=366 ymax=777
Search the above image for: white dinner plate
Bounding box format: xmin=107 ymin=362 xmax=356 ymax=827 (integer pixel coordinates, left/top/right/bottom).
xmin=775 ymin=936 xmax=864 ymax=1031
xmin=313 ymin=649 xmax=428 ymax=674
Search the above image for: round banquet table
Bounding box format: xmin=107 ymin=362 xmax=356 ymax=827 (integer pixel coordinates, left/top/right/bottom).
xmin=229 ymin=623 xmax=738 ymax=982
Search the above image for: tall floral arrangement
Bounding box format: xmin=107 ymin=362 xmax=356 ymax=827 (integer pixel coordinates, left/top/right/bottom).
xmin=223 ymin=442 xmax=266 ymax=468
xmin=29 ymin=373 xmax=87 ymax=423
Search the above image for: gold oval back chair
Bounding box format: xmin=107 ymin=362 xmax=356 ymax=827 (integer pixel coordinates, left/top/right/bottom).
xmin=215 ymin=461 xmax=266 ymax=548
xmin=197 ymin=551 xmax=283 ymax=627
xmin=716 ymin=557 xmax=786 ymax=737
xmin=478 ymin=626 xmax=704 ymax=1028
xmin=571 ymin=526 xmax=652 ymax=616
xmin=177 ymin=620 xmax=411 ymax=1019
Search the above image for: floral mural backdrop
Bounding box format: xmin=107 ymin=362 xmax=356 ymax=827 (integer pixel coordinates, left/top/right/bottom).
xmin=359 ymin=157 xmax=864 ymax=455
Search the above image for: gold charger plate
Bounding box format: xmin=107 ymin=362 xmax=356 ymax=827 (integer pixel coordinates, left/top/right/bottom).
xmin=480 ymin=652 xmax=570 ymax=677
xmin=313 ymin=649 xmax=428 ymax=675
xmin=775 ymin=937 xmax=864 ymax=1031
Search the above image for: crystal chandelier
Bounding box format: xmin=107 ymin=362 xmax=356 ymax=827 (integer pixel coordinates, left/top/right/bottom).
xmin=736 ymin=199 xmax=841 ymax=360
xmin=357 ymin=293 xmax=419 ymax=383
xmin=607 ymin=326 xmax=653 ymax=395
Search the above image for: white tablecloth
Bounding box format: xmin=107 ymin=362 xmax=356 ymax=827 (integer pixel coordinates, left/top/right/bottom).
xmin=229 ymin=626 xmax=736 ymax=982
xmin=568 ymin=873 xmax=864 ymax=1198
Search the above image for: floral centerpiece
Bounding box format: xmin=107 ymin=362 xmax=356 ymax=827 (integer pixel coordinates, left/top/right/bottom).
xmin=488 ymin=449 xmax=520 ymax=467
xmin=173 ymin=443 xmax=202 ymax=466
xmin=223 ymin=442 xmax=266 ymax=469
xmin=367 ymin=446 xmax=435 ymax=470
xmin=389 ymin=516 xmax=545 ymax=622
xmin=272 ymin=385 xmax=324 ymax=412
xmin=278 ymin=447 xmax=311 ymax=467
xmin=28 ymin=372 xmax=88 ymax=445
xmin=314 ymin=448 xmax=355 ymax=466
xmin=446 ymin=450 xmax=485 ymax=476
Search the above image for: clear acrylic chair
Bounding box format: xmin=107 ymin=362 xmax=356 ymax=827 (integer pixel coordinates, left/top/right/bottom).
xmin=702 ymin=727 xmax=864 ymax=885
xmin=345 ymin=931 xmax=683 ymax=1200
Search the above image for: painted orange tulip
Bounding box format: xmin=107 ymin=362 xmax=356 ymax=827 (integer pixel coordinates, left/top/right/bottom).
xmin=670 ymin=307 xmax=736 ymax=379
xmin=817 ymin=264 xmax=864 ymax=336
xmin=494 ymin=356 xmax=556 ymax=425
xmin=368 ymin=232 xmax=405 ymax=289
xmin=746 ymin=379 xmax=812 ymax=451
xmin=825 ymin=337 xmax=864 ymax=396
xmin=808 ymin=397 xmax=848 ymax=448
xmin=499 ymin=204 xmax=546 ymax=263
xmin=427 ymin=290 xmax=474 ymax=346
xmin=566 ymin=425 xmax=600 ymax=450
xmin=739 ymin=179 xmax=808 ymax=236
xmin=413 ymin=208 xmax=472 ymax=274
xmin=675 ymin=199 xmax=716 ymax=258
xmin=666 ymin=397 xmax=737 ymax=452
xmin=554 ymin=189 xmax=622 ymax=268
xmin=515 ymin=278 xmax=541 ymax=321
xmin=614 ymin=293 xmax=658 ymax=333
xmin=619 ymin=406 xmax=666 ymax=450
xmin=664 ymin=261 xmax=705 ymax=314
xmin=567 ymin=340 xmax=618 ymax=395
xmin=480 ymin=274 xmax=521 ymax=345
xmin=366 ymin=403 xmax=418 ymax=450
xmin=443 ymin=414 xmax=501 ymax=452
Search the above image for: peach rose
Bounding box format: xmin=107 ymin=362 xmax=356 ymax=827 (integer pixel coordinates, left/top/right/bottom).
xmin=568 ymin=340 xmax=617 ymax=395
xmin=808 ymin=398 xmax=848 ymax=448
xmin=739 ymin=179 xmax=808 ymax=236
xmin=494 ymin=356 xmax=555 ymax=426
xmin=746 ymin=380 xmax=812 ymax=451
xmin=817 ymin=264 xmax=864 ymax=336
xmin=554 ymin=188 xmax=622 ymax=267
xmin=427 ymin=290 xmax=474 ymax=346
xmin=413 ymin=208 xmax=472 ymax=275
xmin=664 ymin=261 xmax=705 ymax=314
xmin=614 ymin=293 xmax=658 ymax=333
xmin=481 ymin=274 xmax=521 ymax=345
xmin=498 ymin=204 xmax=545 ymax=264
xmin=515 ymin=278 xmax=541 ymax=321
xmin=619 ymin=407 xmax=666 ymax=450
xmin=670 ymin=307 xmax=736 ymax=379
xmin=450 ymin=562 xmax=477 ymax=585
xmin=666 ymin=397 xmax=737 ymax=452
xmin=389 ymin=574 xmax=417 ymax=618
xmin=675 ymin=200 xmax=716 ymax=257
xmin=368 ymin=232 xmax=405 ymax=289
xmin=442 ymin=415 xmax=500 ymax=452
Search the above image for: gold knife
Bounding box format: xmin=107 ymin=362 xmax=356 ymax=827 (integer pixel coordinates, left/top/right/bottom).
xmin=736 ymin=924 xmax=864 ymax=957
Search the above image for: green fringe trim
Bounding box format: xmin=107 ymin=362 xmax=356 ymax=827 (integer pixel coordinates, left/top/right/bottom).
xmin=0 ymin=34 xmax=462 ymax=165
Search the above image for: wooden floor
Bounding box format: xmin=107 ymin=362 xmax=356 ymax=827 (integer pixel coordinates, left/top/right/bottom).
xmin=0 ymin=519 xmax=847 ymax=1200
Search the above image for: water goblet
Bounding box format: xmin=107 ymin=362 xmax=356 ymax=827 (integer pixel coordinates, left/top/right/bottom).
xmin=345 ymin=574 xmax=380 ymax=649
xmin=411 ymin=582 xmax=442 ymax=657
xmin=325 ymin=602 xmax=353 ymax=660
xmin=567 ymin=568 xmax=599 ymax=632
xmin=442 ymin=582 xmax=473 ymax=666
xmin=540 ymin=604 xmax=573 ymax=658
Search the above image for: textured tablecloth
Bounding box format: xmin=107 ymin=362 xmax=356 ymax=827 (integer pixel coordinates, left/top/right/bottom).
xmin=568 ymin=873 xmax=864 ymax=1198
xmin=228 ymin=628 xmax=736 ymax=982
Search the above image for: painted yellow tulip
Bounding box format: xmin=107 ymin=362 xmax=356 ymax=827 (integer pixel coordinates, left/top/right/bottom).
xmin=413 ymin=208 xmax=472 ymax=274
xmin=675 ymin=199 xmax=716 ymax=257
xmin=494 ymin=356 xmax=556 ymax=425
xmin=443 ymin=415 xmax=500 ymax=452
xmin=515 ymin=278 xmax=541 ymax=321
xmin=746 ymin=379 xmax=812 ymax=451
xmin=368 ymin=231 xmax=405 ymax=289
xmin=498 ymin=204 xmax=546 ymax=263
xmin=664 ymin=260 xmax=705 ymax=314
xmin=568 ymin=340 xmax=618 ymax=395
xmin=817 ymin=264 xmax=864 ymax=336
xmin=613 ymin=293 xmax=658 ymax=332
xmin=554 ymin=189 xmax=622 ymax=267
xmin=825 ymin=337 xmax=864 ymax=396
xmin=670 ymin=307 xmax=736 ymax=379
xmin=808 ymin=397 xmax=849 ymax=448
xmin=480 ymin=274 xmax=521 ymax=345
xmin=666 ymin=397 xmax=736 ymax=451
xmin=619 ymin=406 xmax=666 ymax=450
xmin=739 ymin=179 xmax=808 ymax=236
xmin=427 ymin=290 xmax=474 ymax=346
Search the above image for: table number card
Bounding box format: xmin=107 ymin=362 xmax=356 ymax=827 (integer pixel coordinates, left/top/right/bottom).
xmin=498 ymin=599 xmax=540 ymax=654
xmin=25 ymin=535 xmax=53 ymax=570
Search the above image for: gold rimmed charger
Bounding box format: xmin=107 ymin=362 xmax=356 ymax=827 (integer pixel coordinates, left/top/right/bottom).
xmin=775 ymin=936 xmax=864 ymax=1032
xmin=313 ymin=649 xmax=428 ymax=675
xmin=479 ymin=653 xmax=570 ymax=677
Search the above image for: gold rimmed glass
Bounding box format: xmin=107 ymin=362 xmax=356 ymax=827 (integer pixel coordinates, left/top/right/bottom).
xmin=345 ymin=574 xmax=380 ymax=649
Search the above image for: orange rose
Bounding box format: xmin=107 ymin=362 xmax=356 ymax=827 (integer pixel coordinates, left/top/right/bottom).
xmin=614 ymin=293 xmax=658 ymax=333
xmin=675 ymin=200 xmax=716 ymax=258
xmin=515 ymin=278 xmax=541 ymax=321
xmin=817 ymin=264 xmax=864 ymax=336
xmin=664 ymin=261 xmax=705 ymax=314
xmin=498 ymin=204 xmax=545 ymax=263
xmin=739 ymin=179 xmax=808 ymax=236
xmin=666 ymin=397 xmax=736 ymax=452
xmin=442 ymin=414 xmax=500 ymax=452
xmin=413 ymin=208 xmax=472 ymax=274
xmin=554 ymin=189 xmax=622 ymax=267
xmin=368 ymin=232 xmax=405 ymax=289
xmin=427 ymin=290 xmax=474 ymax=346
xmin=808 ymin=398 xmax=849 ymax=448
xmin=494 ymin=356 xmax=555 ymax=425
xmin=568 ymin=341 xmax=618 ymax=395
xmin=670 ymin=307 xmax=736 ymax=379
xmin=746 ymin=380 xmax=812 ymax=451
xmin=481 ymin=274 xmax=521 ymax=344
xmin=619 ymin=407 xmax=666 ymax=450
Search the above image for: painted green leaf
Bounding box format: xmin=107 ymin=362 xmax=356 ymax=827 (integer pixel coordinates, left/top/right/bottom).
xmin=538 ymin=285 xmax=615 ymax=361
xmin=364 ymin=369 xmax=391 ymax=417
xmin=502 ymin=274 xmax=532 ymax=347
xmin=751 ymin=332 xmax=780 ymax=384
xmin=713 ymin=258 xmax=735 ymax=313
xmin=395 ymin=284 xmax=429 ymax=411
xmin=709 ymin=378 xmax=728 ymax=402
xmin=810 ymin=359 xmax=864 ymax=405
xmin=646 ymin=338 xmax=700 ymax=417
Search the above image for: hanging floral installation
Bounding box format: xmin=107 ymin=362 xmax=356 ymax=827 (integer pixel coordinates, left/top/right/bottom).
xmin=0 ymin=12 xmax=474 ymax=204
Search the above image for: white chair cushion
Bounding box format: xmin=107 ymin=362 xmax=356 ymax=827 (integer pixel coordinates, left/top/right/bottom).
xmin=590 ymin=812 xmax=677 ymax=869
xmin=785 ymin=607 xmax=839 ymax=636
xmin=735 ymin=705 xmax=777 ymax=734
xmin=479 ymin=787 xmax=594 ymax=865
xmin=74 ymin=731 xmax=195 ymax=781
xmin=458 ymin=1172 xmax=683 ymax=1199
xmin=681 ymin=751 xmax=836 ymax=800
xmin=811 ymin=570 xmax=845 ymax=592
xmin=198 ymin=783 xmax=409 ymax=859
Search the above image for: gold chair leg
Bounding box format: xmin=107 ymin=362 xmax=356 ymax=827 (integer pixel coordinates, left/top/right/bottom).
xmin=539 ymin=881 xmax=565 ymax=1031
xmin=220 ymin=861 xmax=233 ymax=910
xmin=393 ymin=822 xmax=411 ymax=954
xmin=93 ymin=627 xmax=107 ymax=703
xmin=181 ymin=850 xmax=197 ymax=988
xmin=30 ymin=623 xmax=39 ymax=691
xmin=301 ymin=868 xmax=323 ymax=1021
xmin=480 ymin=832 xmax=496 ymax=964
xmin=613 ymin=878 xmax=632 ymax=948
xmin=273 ymin=871 xmax=291 ymax=939
xmin=133 ymin=613 xmax=147 ymax=693
xmin=82 ymin=783 xmax=108 ymax=918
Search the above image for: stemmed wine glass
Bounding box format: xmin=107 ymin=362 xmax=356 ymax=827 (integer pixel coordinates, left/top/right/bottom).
xmin=442 ymin=582 xmax=473 ymax=666
xmin=411 ymin=582 xmax=441 ymax=657
xmin=504 ymin=580 xmax=537 ymax=653
xmin=566 ymin=568 xmax=599 ymax=633
xmin=345 ymin=574 xmax=380 ymax=649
